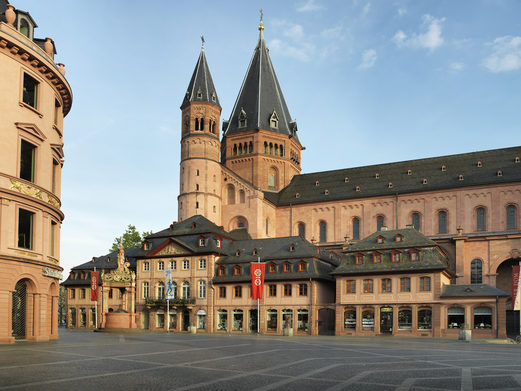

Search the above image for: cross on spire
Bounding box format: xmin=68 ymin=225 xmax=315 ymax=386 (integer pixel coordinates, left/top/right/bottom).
xmin=258 ymin=9 xmax=264 ymax=31
xmin=201 ymin=35 xmax=205 ymax=50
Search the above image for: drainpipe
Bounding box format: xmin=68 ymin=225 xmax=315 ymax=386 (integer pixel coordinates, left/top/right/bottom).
xmin=496 ymin=295 xmax=499 ymax=339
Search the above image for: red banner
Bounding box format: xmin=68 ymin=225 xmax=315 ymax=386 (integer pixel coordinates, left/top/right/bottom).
xmin=251 ymin=262 xmax=265 ymax=300
xmin=90 ymin=272 xmax=99 ymax=301
xmin=513 ymin=266 xmax=520 ymax=309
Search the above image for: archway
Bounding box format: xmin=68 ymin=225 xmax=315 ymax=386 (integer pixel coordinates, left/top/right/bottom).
xmin=496 ymin=257 xmax=521 ymax=336
xmin=229 ymin=216 xmax=249 ymax=231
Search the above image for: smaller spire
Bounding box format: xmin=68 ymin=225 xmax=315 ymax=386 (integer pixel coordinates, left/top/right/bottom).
xmin=201 ymin=35 xmax=205 ymax=51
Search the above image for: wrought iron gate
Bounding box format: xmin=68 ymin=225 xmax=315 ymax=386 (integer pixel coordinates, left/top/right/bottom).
xmin=12 ymin=280 xmax=27 ymax=339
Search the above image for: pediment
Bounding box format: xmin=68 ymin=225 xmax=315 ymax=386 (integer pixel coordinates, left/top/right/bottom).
xmin=147 ymin=239 xmax=192 ymax=257
xmin=15 ymin=122 xmax=47 ymax=142
xmin=50 ymin=143 xmax=65 ymax=159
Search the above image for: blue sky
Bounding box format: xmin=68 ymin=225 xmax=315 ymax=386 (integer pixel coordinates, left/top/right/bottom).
xmin=17 ymin=0 xmax=521 ymax=276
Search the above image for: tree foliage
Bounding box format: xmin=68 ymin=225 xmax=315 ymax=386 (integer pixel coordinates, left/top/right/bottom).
xmin=110 ymin=224 xmax=152 ymax=252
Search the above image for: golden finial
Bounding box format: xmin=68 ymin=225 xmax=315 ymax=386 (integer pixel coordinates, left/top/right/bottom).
xmin=259 ymin=9 xmax=264 ymax=31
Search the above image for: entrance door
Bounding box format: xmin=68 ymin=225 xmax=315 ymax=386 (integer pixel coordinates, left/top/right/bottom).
xmin=182 ymin=310 xmax=190 ymax=331
xmin=12 ymin=280 xmax=27 ymax=339
xmin=380 ymin=307 xmax=393 ymax=334
xmin=506 ymin=310 xmax=519 ymax=337
xmin=318 ymin=308 xmax=335 ymax=335
xmin=142 ymin=311 xmax=149 ymax=329
xmin=249 ymin=309 xmax=258 ymax=333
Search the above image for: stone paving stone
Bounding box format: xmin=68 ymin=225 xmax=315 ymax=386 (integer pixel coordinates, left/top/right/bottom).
xmin=411 ymin=376 xmax=461 ymax=390
xmin=473 ymin=376 xmax=519 ymax=390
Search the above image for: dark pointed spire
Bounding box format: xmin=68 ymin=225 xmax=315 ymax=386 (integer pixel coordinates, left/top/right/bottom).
xmin=181 ymin=43 xmax=220 ymax=109
xmin=224 ymin=17 xmax=300 ymax=143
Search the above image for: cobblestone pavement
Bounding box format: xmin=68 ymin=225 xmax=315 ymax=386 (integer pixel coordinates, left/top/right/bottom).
xmin=0 ymin=330 xmax=521 ymax=390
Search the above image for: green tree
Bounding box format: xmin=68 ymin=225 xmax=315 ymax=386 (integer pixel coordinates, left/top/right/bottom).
xmin=110 ymin=224 xmax=151 ymax=251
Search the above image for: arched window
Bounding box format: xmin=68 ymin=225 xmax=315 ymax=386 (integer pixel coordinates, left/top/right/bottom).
xmin=243 ymin=142 xmax=248 ymax=154
xmin=476 ymin=207 xmax=486 ymax=231
xmin=198 ymin=280 xmax=206 ymax=298
xmin=249 ymin=141 xmax=253 ymax=153
xmin=418 ymin=307 xmax=432 ymax=330
xmin=268 ymin=167 xmax=279 ymax=191
xmin=182 ymin=282 xmax=190 ymax=299
xmin=227 ymin=184 xmax=235 ymax=205
xmin=195 ymin=118 xmax=199 ymax=131
xmin=264 ymin=142 xmax=268 ymax=153
xmin=274 ymin=144 xmax=279 ymax=156
xmin=269 ymin=143 xmax=273 ymax=155
xmin=474 ymin=307 xmax=492 ymax=329
xmin=238 ymin=143 xmax=243 ymax=155
xmin=507 ymin=205 xmax=517 ymax=230
xmin=377 ymin=215 xmax=385 ymax=231
xmin=438 ymin=211 xmax=447 ymax=234
xmin=398 ymin=308 xmax=412 ymax=330
xmin=200 ymin=118 xmax=204 ymax=130
xmin=412 ymin=212 xmax=420 ymax=231
xmin=20 ymin=18 xmax=30 ymax=38
xmin=239 ymin=190 xmax=245 ymax=204
xmin=352 ymin=217 xmax=360 ymax=240
xmin=298 ymin=223 xmax=305 ymax=238
xmin=279 ymin=145 xmax=284 ymax=157
xmin=157 ymin=281 xmax=165 ymax=299
xmin=233 ymin=144 xmax=237 ymax=156
xmin=212 ymin=121 xmax=216 ymax=133
xmin=344 ymin=308 xmax=356 ymax=330
xmin=361 ymin=309 xmax=374 ymax=331
xmin=319 ymin=221 xmax=327 ymax=242
xmin=448 ymin=307 xmax=465 ymax=329
xmin=471 ymin=259 xmax=482 ymax=284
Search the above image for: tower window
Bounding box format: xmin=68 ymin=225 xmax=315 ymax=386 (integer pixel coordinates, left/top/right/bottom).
xmin=270 ymin=111 xmax=279 ymax=129
xmin=23 ymin=73 xmax=39 ymax=109
xmin=20 ymin=140 xmax=36 ymax=183
xmin=238 ymin=109 xmax=247 ymax=128
xmin=18 ymin=209 xmax=34 ymax=250
xmin=211 ymin=93 xmax=216 ymax=102
xmin=197 ymin=89 xmax=203 ymax=99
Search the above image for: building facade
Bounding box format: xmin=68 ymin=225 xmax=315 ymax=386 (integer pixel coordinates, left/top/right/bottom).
xmin=0 ymin=1 xmax=72 ymax=343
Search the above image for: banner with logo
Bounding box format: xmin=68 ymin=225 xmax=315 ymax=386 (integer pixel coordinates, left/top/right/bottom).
xmin=165 ymin=268 xmax=175 ymax=300
xmin=250 ymin=262 xmax=265 ymax=300
xmin=513 ymin=266 xmax=520 ymax=310
xmin=90 ymin=272 xmax=99 ymax=301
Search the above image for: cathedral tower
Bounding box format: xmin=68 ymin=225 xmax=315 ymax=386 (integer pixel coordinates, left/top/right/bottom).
xmin=221 ymin=18 xmax=304 ymax=192
xmin=178 ymin=43 xmax=222 ymax=223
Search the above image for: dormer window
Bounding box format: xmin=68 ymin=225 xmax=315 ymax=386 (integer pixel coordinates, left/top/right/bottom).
xmin=324 ymin=189 xmax=329 ymax=195
xmin=197 ymin=89 xmax=203 ymax=99
xmin=355 ymin=186 xmax=361 ymax=192
xmin=355 ymin=254 xmax=364 ymax=265
xmin=192 ymin=222 xmax=196 ymax=229
xmin=477 ymin=161 xmax=482 ymax=167
xmin=410 ymin=250 xmax=419 ymax=261
xmin=216 ymin=238 xmax=222 ymax=248
xmin=497 ymin=170 xmax=503 ymax=177
xmin=441 ymin=165 xmax=447 ymax=172
xmin=270 ymin=111 xmax=279 ymax=129
xmin=458 ymin=174 xmax=464 ymax=181
xmin=143 ymin=241 xmax=151 ymax=251
xmin=392 ymin=252 xmax=401 ymax=263
xmin=298 ymin=261 xmax=307 ymax=272
xmin=268 ymin=263 xmax=276 ymax=273
xmin=238 ymin=108 xmax=247 ymax=128
xmin=395 ymin=234 xmax=403 ymax=242
xmin=422 ymin=178 xmax=428 ymax=185
xmin=344 ymin=176 xmax=349 ymax=183
xmin=218 ymin=266 xmax=225 ymax=276
xmin=253 ymin=248 xmax=258 ymax=255
xmin=233 ymin=265 xmax=242 ymax=276
xmin=235 ymin=249 xmax=240 ymax=256
xmin=295 ymin=192 xmax=300 ymax=198
xmin=388 ymin=182 xmax=393 ymax=189
xmin=407 ymin=169 xmax=412 ymax=175
xmin=377 ymin=235 xmax=384 ymax=244
xmin=289 ymin=244 xmax=295 ymax=252
xmin=198 ymin=237 xmax=206 ymax=247
xmin=315 ymin=180 xmax=319 ymax=186
xmin=17 ymin=15 xmax=35 ymax=40
xmin=283 ymin=262 xmax=291 ymax=273
xmin=375 ymin=173 xmax=380 ymax=179
xmin=211 ymin=93 xmax=216 ymax=102
xmin=515 ymin=156 xmax=520 ymax=163
xmin=373 ymin=252 xmax=381 ymax=264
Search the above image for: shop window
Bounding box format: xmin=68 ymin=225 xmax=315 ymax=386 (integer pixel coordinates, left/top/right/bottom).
xmin=266 ymin=309 xmax=278 ymax=331
xmin=474 ymin=307 xmax=492 ymax=329
xmin=79 ymin=308 xmax=86 ymax=327
xmin=18 ymin=208 xmax=34 ymax=250
xmin=297 ymin=310 xmax=309 ymax=332
xmin=398 ymin=308 xmax=412 ymax=330
xmin=298 ymin=283 xmax=308 ymax=296
xmin=22 ymin=73 xmax=39 ymax=109
xmin=20 ymin=140 xmax=36 ymax=182
xmin=381 ymin=278 xmax=392 ymax=293
xmin=232 ymin=310 xmax=243 ymax=331
xmin=234 ymin=286 xmax=242 ymax=298
xmin=471 ymin=259 xmax=482 ymax=284
xmin=418 ymin=308 xmax=432 ymax=330
xmin=344 ymin=308 xmax=356 ymax=330
xmin=363 ymin=279 xmax=373 ymax=293
xmin=269 ymin=284 xmax=276 ymax=297
xmin=507 ymin=205 xmax=517 ymax=230
xmin=419 ymin=276 xmax=431 ymax=291
xmin=400 ymin=277 xmax=410 ymax=292
xmin=448 ymin=307 xmax=465 ymax=329
xmin=219 ymin=287 xmax=226 ymax=298
xmin=361 ymin=310 xmax=374 ymax=331
xmin=69 ymin=308 xmax=76 ymax=327
xmin=346 ymin=280 xmax=356 ymax=294
xmin=282 ymin=309 xmax=293 ymax=329
xmin=438 ymin=210 xmax=447 ymax=234
xmin=352 ymin=217 xmax=360 ymax=240
xmin=283 ymin=284 xmax=292 ymax=296
xmin=217 ymin=310 xmax=228 ymax=331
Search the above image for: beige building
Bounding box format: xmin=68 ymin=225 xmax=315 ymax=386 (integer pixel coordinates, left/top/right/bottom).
xmin=0 ymin=1 xmax=72 ymax=342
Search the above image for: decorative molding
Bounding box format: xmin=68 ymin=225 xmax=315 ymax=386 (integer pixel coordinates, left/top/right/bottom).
xmin=10 ymin=179 xmax=43 ymax=199
xmin=15 ymin=122 xmax=47 ymax=141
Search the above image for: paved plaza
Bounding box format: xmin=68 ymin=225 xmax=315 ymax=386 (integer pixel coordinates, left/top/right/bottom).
xmin=0 ymin=330 xmax=521 ymax=390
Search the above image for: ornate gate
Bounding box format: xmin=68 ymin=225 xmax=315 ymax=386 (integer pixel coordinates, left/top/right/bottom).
xmin=12 ymin=280 xmax=27 ymax=339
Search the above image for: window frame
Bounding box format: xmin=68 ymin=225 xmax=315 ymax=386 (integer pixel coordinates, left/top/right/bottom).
xmin=363 ymin=279 xmax=374 ymax=293
xmin=22 ymin=72 xmax=40 ymax=110
xmin=419 ymin=276 xmax=431 ymax=292
xmin=143 ymin=262 xmax=150 ymax=271
xmin=234 ymin=285 xmax=242 ymax=298
xmin=298 ymin=283 xmax=308 ymax=296
xmin=17 ymin=207 xmax=35 ymax=250
xmin=346 ymin=280 xmax=356 ymax=294
xmin=400 ymin=277 xmax=411 ymax=292
xmin=283 ymin=284 xmax=292 ymax=296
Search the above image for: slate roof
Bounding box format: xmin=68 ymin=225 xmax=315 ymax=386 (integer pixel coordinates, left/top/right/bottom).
xmin=181 ymin=48 xmax=220 ymax=109
xmin=0 ymin=1 xmax=9 ymax=23
xmin=223 ymin=27 xmax=300 ymax=143
xmin=333 ymin=228 xmax=449 ymax=275
xmin=146 ymin=215 xmax=229 ymax=239
xmin=265 ymin=146 xmax=521 ymax=206
xmin=440 ymin=284 xmax=508 ymax=297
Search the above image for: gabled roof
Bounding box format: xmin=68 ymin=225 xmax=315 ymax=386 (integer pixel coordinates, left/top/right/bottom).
xmin=266 ymin=146 xmax=521 ymax=206
xmin=223 ymin=26 xmax=300 ymax=143
xmin=146 ymin=215 xmax=228 ymax=239
xmin=441 ymin=284 xmax=508 ymax=297
xmin=181 ymin=48 xmax=220 ymax=109
xmin=346 ymin=228 xmax=438 ymax=252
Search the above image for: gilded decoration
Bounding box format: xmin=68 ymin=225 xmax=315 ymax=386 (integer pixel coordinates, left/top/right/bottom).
xmin=157 ymin=243 xmax=184 ymax=256
xmin=102 ymin=243 xmax=136 ymax=283
xmin=10 ymin=179 xmax=42 ymax=199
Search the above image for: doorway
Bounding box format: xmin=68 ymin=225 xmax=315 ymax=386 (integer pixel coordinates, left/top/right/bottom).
xmin=182 ymin=310 xmax=190 ymax=331
xmin=318 ymin=308 xmax=335 ymax=335
xmin=380 ymin=307 xmax=393 ymax=334
xmin=12 ymin=280 xmax=27 ymax=339
xmin=249 ymin=309 xmax=258 ymax=333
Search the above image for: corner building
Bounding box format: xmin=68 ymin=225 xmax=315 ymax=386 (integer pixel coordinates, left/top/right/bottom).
xmin=0 ymin=1 xmax=72 ymax=342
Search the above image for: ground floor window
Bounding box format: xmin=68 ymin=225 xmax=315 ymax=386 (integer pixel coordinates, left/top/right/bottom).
xmin=197 ymin=314 xmax=207 ymax=329
xmin=474 ymin=307 xmax=492 ymax=329
xmin=362 ymin=309 xmax=374 ymax=331
xmin=156 ymin=313 xmax=164 ymax=328
xmin=217 ymin=310 xmax=227 ymax=331
xmin=79 ymin=308 xmax=86 ymax=327
xmin=169 ymin=313 xmax=177 ymax=329
xmin=297 ymin=309 xmax=309 ymax=332
xmin=418 ymin=308 xmax=432 ymax=330
xmin=282 ymin=309 xmax=293 ymax=329
xmin=448 ymin=307 xmax=465 ymax=329
xmin=69 ymin=308 xmax=76 ymax=327
xmin=90 ymin=308 xmax=96 ymax=327
xmin=267 ymin=309 xmax=277 ymax=331
xmin=398 ymin=308 xmax=412 ymax=330
xmin=344 ymin=308 xmax=356 ymax=330
xmin=233 ymin=310 xmax=243 ymax=331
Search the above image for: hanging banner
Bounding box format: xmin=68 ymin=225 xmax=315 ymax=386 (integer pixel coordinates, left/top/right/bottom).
xmin=90 ymin=272 xmax=99 ymax=301
xmin=165 ymin=268 xmax=175 ymax=300
xmin=513 ymin=266 xmax=520 ymax=311
xmin=250 ymin=262 xmax=265 ymax=300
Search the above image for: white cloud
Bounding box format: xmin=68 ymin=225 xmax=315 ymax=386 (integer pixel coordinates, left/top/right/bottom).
xmin=297 ymin=0 xmax=324 ymax=12
xmin=284 ymin=24 xmax=304 ymax=41
xmin=358 ymin=49 xmax=377 ymax=69
xmin=397 ymin=7 xmax=407 ymax=16
xmin=450 ymin=62 xmax=465 ymax=71
xmin=321 ymin=25 xmax=344 ymax=39
xmin=393 ymin=14 xmax=445 ymax=51
xmin=362 ymin=2 xmax=371 ymax=15
xmin=270 ymin=39 xmax=315 ymax=62
xmin=483 ymin=36 xmax=521 ymax=73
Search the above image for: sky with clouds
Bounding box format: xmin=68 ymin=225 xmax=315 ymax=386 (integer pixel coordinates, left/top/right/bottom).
xmin=16 ymin=0 xmax=521 ymax=277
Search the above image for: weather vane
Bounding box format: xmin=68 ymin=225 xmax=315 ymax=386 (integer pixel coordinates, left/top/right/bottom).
xmin=201 ymin=35 xmax=205 ymax=49
xmin=260 ymin=9 xmax=263 ymax=22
